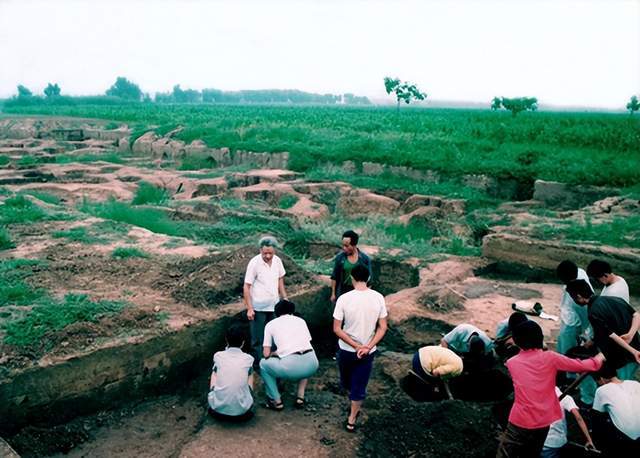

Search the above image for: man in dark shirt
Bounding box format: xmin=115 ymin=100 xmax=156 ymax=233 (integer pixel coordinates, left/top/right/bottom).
xmin=330 ymin=230 xmax=372 ymax=303
xmin=566 ymin=279 xmax=640 ymax=380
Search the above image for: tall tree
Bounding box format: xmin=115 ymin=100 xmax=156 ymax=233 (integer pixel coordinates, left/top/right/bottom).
xmin=491 ymin=97 xmax=502 ymax=111
xmin=44 ymin=83 xmax=61 ymax=98
xmin=496 ymin=97 xmax=538 ymax=116
xmin=627 ymin=95 xmax=640 ymax=114
xmin=16 ymin=85 xmax=32 ymax=98
xmin=105 ymin=77 xmax=142 ymax=101
xmin=384 ymin=77 xmax=426 ymax=111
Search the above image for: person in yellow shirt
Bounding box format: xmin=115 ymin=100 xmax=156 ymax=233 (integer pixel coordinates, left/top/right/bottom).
xmin=411 ymin=345 xmax=463 ymax=399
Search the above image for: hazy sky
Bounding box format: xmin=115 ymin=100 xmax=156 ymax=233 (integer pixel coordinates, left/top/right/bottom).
xmin=1 ymin=0 xmax=638 ymax=108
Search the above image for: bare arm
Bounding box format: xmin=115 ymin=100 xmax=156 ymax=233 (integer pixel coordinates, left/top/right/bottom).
xmin=440 ymin=338 xmax=449 ymax=348
xmin=209 ymin=372 xmax=217 ymax=390
xmin=609 ymin=332 xmax=640 ymax=363
xmin=243 ymin=283 xmax=255 ymax=320
xmin=620 ymin=312 xmax=640 ymax=343
xmin=278 ymin=276 xmax=287 ymax=300
xmin=570 ymin=408 xmax=594 ymax=448
xmin=247 ymin=372 xmax=254 ymax=389
xmin=330 ymin=280 xmax=337 ymax=303
xmin=263 ymin=346 xmax=272 ymax=359
xmin=333 ymin=318 xmax=363 ymax=351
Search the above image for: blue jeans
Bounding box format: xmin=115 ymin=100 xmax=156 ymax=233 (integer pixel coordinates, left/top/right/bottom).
xmin=338 ymin=349 xmax=375 ymax=401
xmin=540 ymin=446 xmax=562 ymax=458
xmin=260 ymin=351 xmax=319 ymax=401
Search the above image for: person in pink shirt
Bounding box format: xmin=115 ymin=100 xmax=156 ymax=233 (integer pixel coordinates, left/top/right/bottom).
xmin=497 ymin=321 xmax=605 ymax=458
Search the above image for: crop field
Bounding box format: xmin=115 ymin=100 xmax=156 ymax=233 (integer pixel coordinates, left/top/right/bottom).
xmin=4 ymin=103 xmax=640 ymax=187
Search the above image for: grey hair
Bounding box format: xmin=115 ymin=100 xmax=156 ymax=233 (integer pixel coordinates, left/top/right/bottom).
xmin=259 ymin=235 xmax=279 ymax=249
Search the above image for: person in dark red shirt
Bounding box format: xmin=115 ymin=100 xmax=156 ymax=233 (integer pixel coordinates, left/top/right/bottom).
xmin=497 ymin=321 xmax=604 ymax=458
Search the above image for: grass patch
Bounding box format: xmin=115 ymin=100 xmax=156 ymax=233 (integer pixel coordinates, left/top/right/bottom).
xmin=0 ymin=156 xmax=10 ymax=166
xmin=0 ymin=195 xmax=48 ymax=224
xmin=3 ymin=293 xmax=125 ymax=347
xmin=178 ymin=153 xmax=217 ymax=170
xmin=80 ymin=198 xmax=184 ymax=237
xmin=278 ymin=194 xmax=299 ymax=209
xmin=19 ymin=190 xmax=61 ymax=205
xmin=111 ymin=247 xmax=149 ymax=259
xmin=532 ymin=215 xmax=640 ymax=249
xmin=0 ymin=227 xmax=13 ymax=250
xmin=52 ymin=226 xmax=106 ymax=244
xmin=0 ymin=259 xmax=45 ymax=307
xmin=132 ymin=181 xmax=169 ymax=205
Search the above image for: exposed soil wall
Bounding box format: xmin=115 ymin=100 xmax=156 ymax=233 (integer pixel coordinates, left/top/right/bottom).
xmin=0 ymin=286 xmax=330 ymax=435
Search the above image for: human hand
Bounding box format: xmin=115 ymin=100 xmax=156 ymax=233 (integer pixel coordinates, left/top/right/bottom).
xmin=330 ymin=294 xmax=336 ymax=304
xmin=594 ymin=352 xmax=606 ymax=363
xmin=356 ymin=346 xmax=371 ymax=359
xmin=583 ymin=339 xmax=594 ymax=349
xmin=585 ymin=440 xmax=596 ymax=451
xmin=247 ymin=308 xmax=255 ymax=321
xmin=634 ymin=350 xmax=640 ymax=365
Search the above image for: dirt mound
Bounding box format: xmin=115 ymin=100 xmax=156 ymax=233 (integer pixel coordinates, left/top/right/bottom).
xmin=161 ymin=247 xmax=313 ymax=308
xmin=360 ymin=397 xmax=500 ymax=458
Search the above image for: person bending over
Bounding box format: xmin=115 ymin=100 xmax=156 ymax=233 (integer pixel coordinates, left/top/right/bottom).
xmin=260 ymin=300 xmax=319 ymax=410
xmin=591 ymin=363 xmax=640 ymax=454
xmin=208 ymin=324 xmax=255 ymax=422
xmin=497 ymin=321 xmax=604 ymax=458
xmin=587 ymin=259 xmax=630 ymax=303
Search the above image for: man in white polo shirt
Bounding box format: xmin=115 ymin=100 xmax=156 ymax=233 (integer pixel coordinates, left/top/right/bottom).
xmin=244 ymin=236 xmax=287 ymax=366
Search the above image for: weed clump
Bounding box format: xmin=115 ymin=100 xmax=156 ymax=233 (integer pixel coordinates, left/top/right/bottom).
xmin=0 ymin=227 xmax=13 ymax=250
xmin=132 ymin=181 xmax=169 ymax=205
xmin=0 ymin=195 xmax=48 ymax=224
xmin=112 ymin=247 xmax=149 ymax=259
xmin=278 ymin=194 xmax=299 ymax=209
xmin=0 ymin=259 xmax=45 ymax=307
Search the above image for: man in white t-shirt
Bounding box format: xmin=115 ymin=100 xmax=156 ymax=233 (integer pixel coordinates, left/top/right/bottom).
xmin=333 ymin=263 xmax=388 ymax=433
xmin=243 ymin=236 xmax=287 ymax=365
xmin=592 ymin=363 xmax=640 ymax=454
xmin=540 ymin=387 xmax=594 ymax=457
xmin=587 ymin=259 xmax=630 ymax=304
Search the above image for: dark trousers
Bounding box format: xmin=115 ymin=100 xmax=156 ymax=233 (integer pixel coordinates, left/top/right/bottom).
xmin=592 ymin=411 xmax=640 ymax=454
xmin=208 ymin=407 xmax=254 ymax=423
xmin=496 ymin=422 xmax=550 ymax=458
xmin=338 ymin=349 xmax=375 ymax=401
xmin=250 ymin=311 xmax=274 ymax=364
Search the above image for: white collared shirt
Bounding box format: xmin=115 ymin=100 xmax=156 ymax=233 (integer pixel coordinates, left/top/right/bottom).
xmin=244 ymin=254 xmax=286 ymax=312
xmin=263 ymin=314 xmax=313 ymax=358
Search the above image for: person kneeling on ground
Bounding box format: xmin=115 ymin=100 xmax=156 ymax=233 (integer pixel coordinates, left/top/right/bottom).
xmin=497 ymin=321 xmax=604 ymax=458
xmin=412 ymin=345 xmax=463 ymax=398
xmin=208 ymin=324 xmax=255 ymax=422
xmin=591 ymin=362 xmax=640 ymax=454
xmin=440 ymin=323 xmax=494 ymax=356
xmin=333 ymin=263 xmax=388 ymax=433
xmin=260 ymin=299 xmax=319 ymax=410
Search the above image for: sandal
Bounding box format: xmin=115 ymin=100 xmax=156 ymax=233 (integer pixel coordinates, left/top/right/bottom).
xmin=264 ymin=398 xmax=284 ymax=411
xmin=344 ymin=411 xmax=360 ymax=433
xmin=294 ymin=397 xmax=305 ymax=409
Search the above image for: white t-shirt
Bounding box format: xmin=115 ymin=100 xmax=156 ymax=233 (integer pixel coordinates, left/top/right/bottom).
xmin=263 ymin=314 xmax=313 ymax=358
xmin=244 ymin=254 xmax=286 ymax=312
xmin=443 ymin=323 xmax=494 ymax=354
xmin=208 ymin=347 xmax=254 ymax=416
xmin=593 ymin=380 xmax=640 ymax=440
xmin=544 ymin=387 xmax=578 ymax=448
xmin=333 ymin=288 xmax=387 ymax=352
xmin=560 ymin=268 xmax=592 ymax=327
xmin=601 ymin=277 xmax=630 ymax=304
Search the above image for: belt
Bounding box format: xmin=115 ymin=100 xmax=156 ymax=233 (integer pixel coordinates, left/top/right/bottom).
xmin=293 ymin=349 xmax=313 ymax=355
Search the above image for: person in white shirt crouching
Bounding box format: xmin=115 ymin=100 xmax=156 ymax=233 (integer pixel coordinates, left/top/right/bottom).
xmin=260 ymin=300 xmax=319 ymax=410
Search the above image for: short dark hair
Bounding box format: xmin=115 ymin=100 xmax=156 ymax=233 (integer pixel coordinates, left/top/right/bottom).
xmin=565 ymin=279 xmax=594 ymax=301
xmin=274 ymin=299 xmax=295 ymax=317
xmin=508 ymin=312 xmax=528 ymax=331
xmin=350 ymin=263 xmax=370 ymax=282
xmin=469 ymin=335 xmax=486 ymax=355
xmin=225 ymin=324 xmax=246 ymax=347
xmin=512 ymin=320 xmax=544 ymax=350
xmin=594 ymin=362 xmax=617 ymax=380
xmin=556 ymin=260 xmax=578 ymax=284
xmin=342 ymin=230 xmax=359 ymax=246
xmin=587 ymin=260 xmax=612 ymax=279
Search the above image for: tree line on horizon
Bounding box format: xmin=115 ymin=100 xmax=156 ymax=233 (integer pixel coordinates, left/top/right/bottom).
xmin=9 ymin=77 xmax=371 ymax=106
xmin=6 ymin=76 xmax=640 ymax=114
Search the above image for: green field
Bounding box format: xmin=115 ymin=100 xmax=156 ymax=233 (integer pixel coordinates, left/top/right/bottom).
xmin=4 ymin=103 xmax=639 ymax=187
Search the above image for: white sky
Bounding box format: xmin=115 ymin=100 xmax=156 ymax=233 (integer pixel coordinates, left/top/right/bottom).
xmin=0 ymin=0 xmax=638 ymax=108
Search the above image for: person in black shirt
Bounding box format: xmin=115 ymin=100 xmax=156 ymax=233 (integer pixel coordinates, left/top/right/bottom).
xmin=330 ymin=230 xmax=372 ymax=303
xmin=566 ymin=279 xmax=640 ymax=380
